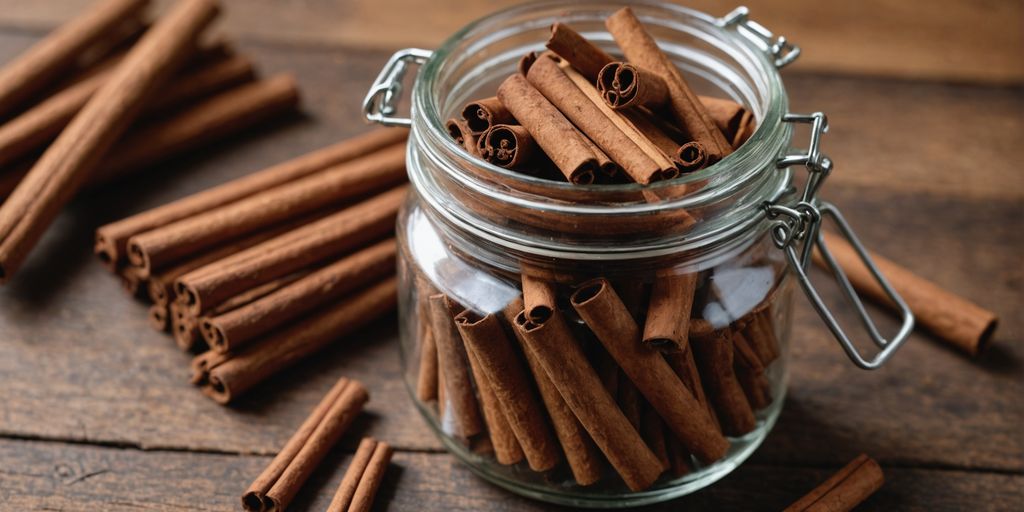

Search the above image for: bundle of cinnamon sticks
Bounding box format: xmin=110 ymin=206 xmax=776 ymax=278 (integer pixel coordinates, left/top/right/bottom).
xmin=94 ymin=128 xmax=409 ymax=403
xmin=0 ymin=0 xmax=301 ymax=283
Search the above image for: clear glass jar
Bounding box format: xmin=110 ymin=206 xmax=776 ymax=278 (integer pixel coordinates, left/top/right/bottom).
xmin=366 ymin=1 xmax=913 ymax=508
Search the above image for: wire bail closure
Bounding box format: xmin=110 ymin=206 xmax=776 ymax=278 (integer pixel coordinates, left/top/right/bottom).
xmin=768 ymin=112 xmax=915 ymax=369
xmin=362 ymin=48 xmax=432 ymax=127
xmin=719 ymin=6 xmax=801 ymax=69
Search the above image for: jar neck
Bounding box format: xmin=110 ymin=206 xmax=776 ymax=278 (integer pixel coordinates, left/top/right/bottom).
xmin=407 ymin=0 xmax=793 ymax=271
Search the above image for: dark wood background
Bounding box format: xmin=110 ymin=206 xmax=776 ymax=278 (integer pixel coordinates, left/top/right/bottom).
xmin=0 ymin=1 xmax=1021 ymax=510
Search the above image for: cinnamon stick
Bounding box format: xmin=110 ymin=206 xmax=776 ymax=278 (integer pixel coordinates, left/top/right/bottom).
xmin=742 ymin=309 xmax=780 ymax=366
xmin=477 ymin=124 xmax=536 ymax=169
xmin=699 ymin=95 xmax=756 ymax=149
xmin=243 ymin=377 xmax=368 ymax=512
xmin=495 ymin=74 xmax=598 ymax=184
xmin=640 ymin=402 xmax=671 ymax=472
xmin=0 ymin=0 xmax=150 ymax=118
xmin=689 ymin=320 xmax=756 ymax=436
xmin=545 ymin=22 xmax=614 ymax=82
xmin=94 ymin=128 xmax=407 ymax=271
xmin=732 ymin=329 xmax=772 ymax=410
xmin=642 ymin=272 xmax=697 ymax=350
xmin=455 ymin=309 xmax=561 ymax=472
xmin=200 ymin=278 xmax=396 ymax=403
xmin=426 ymin=294 xmax=484 ymax=440
xmin=520 ymin=271 xmax=557 ymax=323
xmin=445 ymin=117 xmax=480 ymax=156
xmin=327 ymin=437 xmax=393 ymax=512
xmin=570 ymin=278 xmax=728 ymax=464
xmin=514 ymin=308 xmax=663 ymax=491
xmin=664 ymin=347 xmax=719 ymax=431
xmin=0 ymin=0 xmax=219 ymax=283
xmin=784 ymin=454 xmax=884 ymax=512
xmin=125 ymin=140 xmax=403 ymax=276
xmin=201 ymin=238 xmax=396 ymax=353
xmin=415 ymin=328 xmax=439 ymax=402
xmin=170 ymin=301 xmax=200 ymax=351
xmin=814 ymin=229 xmax=998 ymax=356
xmin=176 ymin=185 xmax=405 ymax=316
xmin=606 ymin=7 xmax=731 ymax=162
xmin=148 ymin=304 xmax=169 ymax=332
xmin=463 ymin=326 xmax=525 ymax=466
xmin=461 ymin=96 xmax=515 ymax=135
xmin=597 ymin=62 xmax=668 ymax=110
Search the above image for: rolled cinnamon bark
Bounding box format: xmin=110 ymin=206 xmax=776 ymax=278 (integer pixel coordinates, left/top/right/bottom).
xmin=520 ymin=271 xmax=558 ymax=323
xmin=463 ymin=335 xmax=525 ymax=466
xmin=426 ymin=294 xmax=484 ymax=440
xmin=147 ymin=52 xmax=256 ymax=115
xmin=664 ymin=347 xmax=719 ymax=431
xmin=814 ymin=229 xmax=998 ymax=356
xmin=732 ymin=329 xmax=772 ymax=410
xmin=640 ymin=402 xmax=671 ymax=472
xmin=148 ymin=304 xmax=169 ymax=332
xmin=545 ymin=22 xmax=614 ymax=82
xmin=742 ymin=309 xmax=780 ymax=366
xmin=570 ymin=278 xmax=728 ymax=464
xmin=606 ymin=7 xmax=731 ymax=162
xmin=415 ymin=328 xmax=439 ymax=402
xmin=0 ymin=0 xmax=219 ymax=283
xmin=699 ymin=95 xmax=756 ymax=149
xmin=94 ymin=128 xmax=407 ymax=271
xmin=477 ymin=124 xmax=536 ymax=169
xmin=126 ymin=141 xmax=404 ymax=276
xmin=170 ymin=301 xmax=200 ymax=351
xmin=784 ymin=454 xmax=884 ymax=512
xmin=621 ymin=109 xmax=708 ymax=172
xmin=642 ymin=272 xmax=697 ymax=350
xmin=176 ymin=185 xmax=405 ymax=316
xmin=455 ymin=310 xmax=561 ymax=472
xmin=689 ymin=320 xmax=756 ymax=436
xmin=243 ymin=377 xmax=368 ymax=512
xmin=597 ymin=62 xmax=668 ymax=110
xmin=461 ymin=96 xmax=515 ymax=135
xmin=618 ymin=375 xmax=642 ymax=432
xmin=327 ymin=437 xmax=393 ymax=512
xmin=0 ymin=0 xmax=149 ymax=118
xmin=119 ymin=265 xmax=146 ymax=298
xmin=189 ymin=349 xmax=230 ymax=385
xmin=445 ymin=117 xmax=480 ymax=156
xmin=496 ymin=74 xmax=598 ymax=184
xmin=201 ymin=278 xmax=396 ymax=404
xmin=514 ymin=308 xmax=662 ymax=491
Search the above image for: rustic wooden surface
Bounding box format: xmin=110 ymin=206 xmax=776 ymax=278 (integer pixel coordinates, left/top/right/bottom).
xmin=0 ymin=1 xmax=1021 ymax=510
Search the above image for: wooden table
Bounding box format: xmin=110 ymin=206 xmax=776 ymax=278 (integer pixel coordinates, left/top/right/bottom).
xmin=1 ymin=1 xmax=1021 ymax=510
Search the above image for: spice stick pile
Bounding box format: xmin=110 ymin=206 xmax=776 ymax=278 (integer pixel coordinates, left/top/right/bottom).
xmin=0 ymin=0 xmax=301 ymax=283
xmin=94 ymin=128 xmax=408 ymax=404
xmin=414 ymin=8 xmax=780 ymax=492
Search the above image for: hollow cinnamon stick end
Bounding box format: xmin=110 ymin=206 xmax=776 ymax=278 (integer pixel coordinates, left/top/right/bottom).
xmin=961 ymin=313 xmax=999 ymax=357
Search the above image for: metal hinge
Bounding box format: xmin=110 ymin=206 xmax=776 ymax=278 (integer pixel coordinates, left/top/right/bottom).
xmin=719 ymin=6 xmax=801 ymax=69
xmin=362 ymin=48 xmax=433 ymax=127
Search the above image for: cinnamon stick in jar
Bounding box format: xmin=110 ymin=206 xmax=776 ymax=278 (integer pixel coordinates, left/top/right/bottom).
xmin=327 ymin=437 xmax=394 ymax=512
xmin=642 ymin=272 xmax=698 ymax=350
xmin=0 ymin=0 xmax=220 ymax=283
xmin=689 ymin=320 xmax=756 ymax=436
xmin=495 ymin=74 xmax=598 ymax=184
xmin=454 ymin=310 xmax=561 ymax=472
xmin=814 ymin=229 xmax=998 ymax=356
xmin=514 ymin=308 xmax=663 ymax=492
xmin=520 ymin=270 xmax=558 ymax=323
xmin=699 ymin=95 xmax=756 ymax=149
xmin=477 ymin=124 xmax=537 ymax=169
xmin=571 ymin=278 xmax=729 ymax=464
xmin=460 ymin=96 xmax=515 ymax=135
xmin=427 ymin=294 xmax=484 ymax=440
xmin=463 ymin=336 xmax=525 ymax=466
xmin=545 ymin=22 xmax=614 ymax=82
xmin=597 ymin=62 xmax=668 ymax=110
xmin=445 ymin=118 xmax=480 ymax=156
xmin=784 ymin=454 xmax=884 ymax=512
xmin=732 ymin=329 xmax=772 ymax=410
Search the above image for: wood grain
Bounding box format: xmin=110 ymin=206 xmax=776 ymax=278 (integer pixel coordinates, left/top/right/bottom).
xmin=0 ymin=0 xmax=1020 ymax=84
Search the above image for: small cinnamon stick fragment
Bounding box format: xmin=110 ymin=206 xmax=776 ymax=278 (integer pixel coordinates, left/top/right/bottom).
xmin=784 ymin=454 xmax=884 ymax=512
xmin=814 ymin=229 xmax=998 ymax=356
xmin=242 ymin=377 xmax=368 ymax=512
xmin=327 ymin=437 xmax=394 ymax=512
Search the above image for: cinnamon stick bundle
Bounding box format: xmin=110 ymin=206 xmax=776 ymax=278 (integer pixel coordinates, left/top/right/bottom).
xmin=570 ymin=278 xmax=728 ymax=464
xmin=0 ymin=0 xmax=149 ymax=118
xmin=784 ymin=454 xmax=884 ymax=512
xmin=513 ymin=308 xmax=663 ymax=491
xmin=175 ymin=185 xmax=405 ymax=316
xmin=94 ymin=128 xmax=407 ymax=271
xmin=327 ymin=437 xmax=394 ymax=512
xmin=199 ymin=277 xmax=396 ymax=403
xmin=125 ymin=140 xmax=404 ymax=275
xmin=0 ymin=0 xmax=219 ymax=283
xmin=426 ymin=294 xmax=484 ymax=440
xmin=242 ymin=376 xmax=368 ymax=512
xmin=814 ymin=229 xmax=998 ymax=356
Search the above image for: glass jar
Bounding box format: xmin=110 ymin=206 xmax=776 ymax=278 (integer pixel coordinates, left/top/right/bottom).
xmin=364 ymin=1 xmax=914 ymax=507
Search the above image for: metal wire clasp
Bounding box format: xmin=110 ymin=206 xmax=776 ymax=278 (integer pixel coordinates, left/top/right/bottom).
xmin=719 ymin=6 xmax=800 ymax=69
xmin=363 ymin=48 xmax=432 ymax=127
xmin=768 ymin=113 xmax=914 ymax=369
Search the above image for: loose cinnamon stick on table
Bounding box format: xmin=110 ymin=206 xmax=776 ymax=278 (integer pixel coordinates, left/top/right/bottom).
xmin=477 ymin=124 xmax=537 ymax=169
xmin=597 ymin=62 xmax=668 ymax=110
xmin=200 ymin=278 xmax=396 ymax=404
xmin=94 ymin=128 xmax=408 ymax=271
xmin=496 ymin=74 xmax=598 ymax=184
xmin=0 ymin=0 xmax=149 ymax=119
xmin=606 ymin=7 xmax=732 ymax=162
xmin=426 ymin=294 xmax=484 ymax=440
xmin=0 ymin=0 xmax=219 ymax=283
xmin=327 ymin=437 xmax=394 ymax=512
xmin=125 ymin=139 xmax=404 ymax=276
xmin=170 ymin=300 xmax=201 ymax=351
xmin=571 ymin=278 xmax=728 ymax=464
xmin=242 ymin=376 xmax=368 ymax=512
xmin=643 ymin=272 xmax=698 ymax=350
xmin=814 ymin=229 xmax=998 ymax=356
xmin=461 ymin=96 xmax=515 ymax=135
xmin=784 ymin=454 xmax=884 ymax=512
xmin=689 ymin=319 xmax=756 ymax=436
xmin=455 ymin=309 xmax=561 ymax=472
xmin=201 ymin=238 xmax=397 ymax=353
xmin=514 ymin=308 xmax=663 ymax=491
xmin=176 ymin=185 xmax=405 ymax=316
xmin=545 ymin=22 xmax=615 ymax=82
